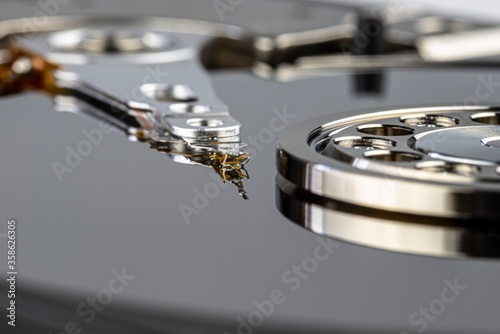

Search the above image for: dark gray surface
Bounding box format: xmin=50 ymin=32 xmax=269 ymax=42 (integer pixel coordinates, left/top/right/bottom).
xmin=0 ymin=1 xmax=499 ymax=333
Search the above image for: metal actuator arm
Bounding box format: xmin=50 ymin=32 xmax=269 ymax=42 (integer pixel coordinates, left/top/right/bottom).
xmin=0 ymin=40 xmax=250 ymax=198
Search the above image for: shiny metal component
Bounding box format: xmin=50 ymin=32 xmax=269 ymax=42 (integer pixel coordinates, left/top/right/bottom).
xmin=47 ymin=29 xmax=176 ymax=54
xmin=2 ymin=1 xmax=500 ymax=332
xmin=418 ymin=26 xmax=500 ymax=62
xmin=11 ymin=56 xmax=32 ymax=74
xmin=140 ymin=83 xmax=198 ymax=102
xmin=15 ymin=20 xmax=243 ymax=141
xmin=0 ymin=18 xmax=252 ymax=198
xmin=276 ymin=106 xmax=500 ymax=258
xmin=250 ymin=10 xmax=500 ymax=81
xmin=54 ymin=66 xmax=250 ymax=198
xmin=3 ymin=9 xmax=500 ymax=202
xmin=51 ymin=65 xmax=249 ymax=198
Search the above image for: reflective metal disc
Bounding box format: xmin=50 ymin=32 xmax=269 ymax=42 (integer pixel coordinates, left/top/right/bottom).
xmin=276 ymin=105 xmax=500 ymax=258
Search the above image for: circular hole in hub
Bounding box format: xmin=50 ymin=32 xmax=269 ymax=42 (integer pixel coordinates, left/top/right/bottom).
xmin=400 ymin=114 xmax=459 ymax=127
xmin=357 ymin=124 xmax=414 ymax=136
xmin=481 ymin=136 xmax=500 ymax=149
xmin=141 ymin=84 xmax=198 ymax=103
xmin=471 ymin=112 xmax=500 ymax=125
xmin=187 ymin=118 xmax=223 ymax=127
xmin=364 ymin=150 xmax=422 ymax=162
xmin=416 ymin=161 xmax=480 ymax=176
xmin=334 ymin=136 xmax=395 ymax=150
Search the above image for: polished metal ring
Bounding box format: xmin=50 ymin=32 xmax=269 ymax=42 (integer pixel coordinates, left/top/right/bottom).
xmin=276 ymin=105 xmax=500 ymax=258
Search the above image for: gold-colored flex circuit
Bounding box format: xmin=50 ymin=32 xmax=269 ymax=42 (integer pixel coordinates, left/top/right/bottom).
xmin=0 ymin=40 xmax=63 ymax=96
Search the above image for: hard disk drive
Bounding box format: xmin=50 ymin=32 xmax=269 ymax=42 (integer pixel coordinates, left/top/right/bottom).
xmin=0 ymin=0 xmax=499 ymax=333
